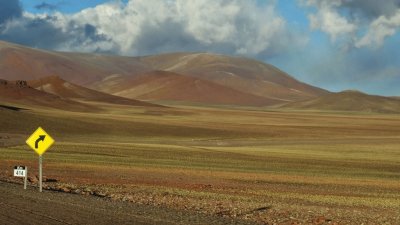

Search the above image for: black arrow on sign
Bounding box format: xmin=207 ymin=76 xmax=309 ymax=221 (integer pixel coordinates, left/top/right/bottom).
xmin=35 ymin=135 xmax=46 ymax=149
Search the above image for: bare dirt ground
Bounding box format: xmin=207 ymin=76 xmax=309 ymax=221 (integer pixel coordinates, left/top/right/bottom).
xmin=0 ymin=181 xmax=253 ymax=225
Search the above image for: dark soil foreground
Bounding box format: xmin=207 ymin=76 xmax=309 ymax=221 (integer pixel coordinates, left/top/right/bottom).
xmin=0 ymin=181 xmax=253 ymax=225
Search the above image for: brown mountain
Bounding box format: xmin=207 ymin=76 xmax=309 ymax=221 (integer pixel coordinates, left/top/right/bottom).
xmin=28 ymin=76 xmax=159 ymax=107
xmin=281 ymin=90 xmax=400 ymax=113
xmin=0 ymin=79 xmax=96 ymax=111
xmin=95 ymin=70 xmax=282 ymax=106
xmin=0 ymin=40 xmax=151 ymax=85
xmin=0 ymin=40 xmax=328 ymax=106
xmin=138 ymin=53 xmax=328 ymax=101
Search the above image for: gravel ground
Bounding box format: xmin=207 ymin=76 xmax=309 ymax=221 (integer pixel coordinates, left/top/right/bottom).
xmin=0 ymin=181 xmax=254 ymax=225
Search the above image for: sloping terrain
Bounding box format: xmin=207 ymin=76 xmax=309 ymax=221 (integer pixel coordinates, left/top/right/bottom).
xmin=28 ymin=76 xmax=159 ymax=107
xmin=96 ymin=71 xmax=282 ymax=106
xmin=0 ymin=79 xmax=96 ymax=111
xmin=139 ymin=53 xmax=328 ymax=101
xmin=0 ymin=41 xmax=328 ymax=106
xmin=2 ymin=40 xmax=399 ymax=112
xmin=0 ymin=40 xmax=151 ymax=85
xmin=281 ymin=90 xmax=400 ymax=113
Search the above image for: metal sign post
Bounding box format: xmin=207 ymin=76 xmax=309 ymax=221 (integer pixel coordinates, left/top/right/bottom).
xmin=39 ymin=156 xmax=43 ymax=192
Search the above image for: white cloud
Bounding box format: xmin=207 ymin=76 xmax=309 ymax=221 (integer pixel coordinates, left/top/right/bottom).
xmin=305 ymin=0 xmax=356 ymax=41
xmin=356 ymin=9 xmax=400 ymax=48
xmin=68 ymin=1 xmax=134 ymax=53
xmin=304 ymin=0 xmax=400 ymax=48
xmin=5 ymin=0 xmax=297 ymax=57
xmin=178 ymin=0 xmax=241 ymax=44
xmin=308 ymin=7 xmax=356 ymax=41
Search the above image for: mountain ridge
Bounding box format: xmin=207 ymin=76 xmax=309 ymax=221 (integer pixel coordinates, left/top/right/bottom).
xmin=0 ymin=40 xmax=328 ymax=106
xmin=2 ymin=40 xmax=399 ymax=112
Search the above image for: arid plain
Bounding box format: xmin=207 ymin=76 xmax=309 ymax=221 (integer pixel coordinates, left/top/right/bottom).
xmin=1 ymin=102 xmax=399 ymax=224
xmin=1 ymin=41 xmax=400 ymax=224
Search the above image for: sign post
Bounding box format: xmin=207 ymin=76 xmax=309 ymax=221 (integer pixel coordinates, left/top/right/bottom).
xmin=39 ymin=156 xmax=43 ymax=192
xmin=24 ymin=166 xmax=28 ymax=190
xmin=13 ymin=165 xmax=28 ymax=189
xmin=26 ymin=127 xmax=55 ymax=192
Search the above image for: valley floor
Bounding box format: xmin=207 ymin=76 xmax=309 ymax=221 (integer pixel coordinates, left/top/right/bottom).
xmin=1 ymin=104 xmax=399 ymax=224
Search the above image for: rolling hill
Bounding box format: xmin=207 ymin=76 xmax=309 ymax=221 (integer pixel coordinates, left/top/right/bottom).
xmin=0 ymin=78 xmax=96 ymax=111
xmin=0 ymin=40 xmax=151 ymax=85
xmin=0 ymin=40 xmax=328 ymax=106
xmin=138 ymin=53 xmax=328 ymax=101
xmin=281 ymin=90 xmax=400 ymax=113
xmin=93 ymin=70 xmax=282 ymax=106
xmin=3 ymin=40 xmax=398 ymax=112
xmin=28 ymin=76 xmax=159 ymax=107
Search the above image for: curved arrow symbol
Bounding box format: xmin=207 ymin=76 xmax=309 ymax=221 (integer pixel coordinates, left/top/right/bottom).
xmin=35 ymin=135 xmax=46 ymax=149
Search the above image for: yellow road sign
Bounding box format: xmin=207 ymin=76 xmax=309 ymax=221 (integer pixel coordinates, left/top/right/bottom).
xmin=26 ymin=127 xmax=55 ymax=156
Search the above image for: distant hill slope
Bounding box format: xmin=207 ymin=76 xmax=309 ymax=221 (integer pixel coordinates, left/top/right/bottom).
xmin=28 ymin=76 xmax=160 ymax=107
xmin=0 ymin=40 xmax=328 ymax=106
xmin=139 ymin=53 xmax=328 ymax=101
xmin=97 ymin=70 xmax=282 ymax=106
xmin=281 ymin=90 xmax=400 ymax=113
xmin=0 ymin=40 xmax=151 ymax=85
xmin=0 ymin=79 xmax=96 ymax=112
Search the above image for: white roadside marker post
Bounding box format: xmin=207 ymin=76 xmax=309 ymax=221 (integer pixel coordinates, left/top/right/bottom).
xmin=24 ymin=166 xmax=28 ymax=190
xmin=13 ymin=166 xmax=28 ymax=190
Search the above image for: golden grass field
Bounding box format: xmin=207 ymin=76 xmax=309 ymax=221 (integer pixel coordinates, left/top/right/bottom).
xmin=1 ymin=103 xmax=399 ymax=224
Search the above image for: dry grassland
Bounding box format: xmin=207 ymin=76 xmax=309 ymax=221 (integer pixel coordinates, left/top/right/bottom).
xmin=1 ymin=104 xmax=399 ymax=224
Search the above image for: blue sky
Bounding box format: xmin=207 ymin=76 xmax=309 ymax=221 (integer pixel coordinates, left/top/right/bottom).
xmin=20 ymin=0 xmax=112 ymax=13
xmin=2 ymin=0 xmax=400 ymax=96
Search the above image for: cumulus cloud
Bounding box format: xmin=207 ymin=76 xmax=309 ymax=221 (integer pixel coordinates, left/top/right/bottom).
xmin=307 ymin=1 xmax=356 ymax=41
xmin=0 ymin=0 xmax=303 ymax=58
xmin=67 ymin=0 xmax=294 ymax=56
xmin=356 ymin=9 xmax=400 ymax=47
xmin=304 ymin=0 xmax=400 ymax=48
xmin=0 ymin=11 xmax=116 ymax=53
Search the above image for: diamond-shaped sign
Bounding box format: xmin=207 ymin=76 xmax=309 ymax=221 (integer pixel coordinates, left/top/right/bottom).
xmin=26 ymin=127 xmax=55 ymax=156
